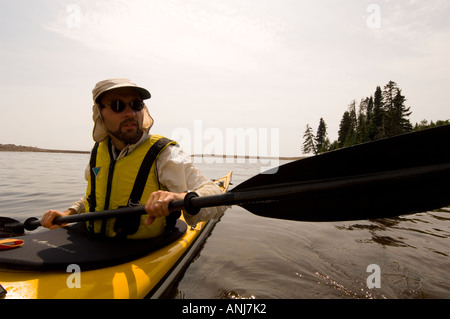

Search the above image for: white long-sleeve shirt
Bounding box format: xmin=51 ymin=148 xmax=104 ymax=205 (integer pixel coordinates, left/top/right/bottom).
xmin=69 ymin=133 xmax=228 ymax=226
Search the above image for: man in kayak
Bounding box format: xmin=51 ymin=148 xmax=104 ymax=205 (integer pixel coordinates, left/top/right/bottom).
xmin=40 ymin=78 xmax=226 ymax=239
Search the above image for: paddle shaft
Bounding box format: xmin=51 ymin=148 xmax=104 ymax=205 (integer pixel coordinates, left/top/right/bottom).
xmin=23 ymin=193 xmax=226 ymax=231
xmin=23 ymin=206 xmax=147 ymax=231
xmin=23 ymin=161 xmax=448 ymax=230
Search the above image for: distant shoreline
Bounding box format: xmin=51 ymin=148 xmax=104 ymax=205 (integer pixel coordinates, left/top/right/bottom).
xmin=0 ymin=144 xmax=89 ymax=154
xmin=0 ymin=144 xmax=304 ymax=160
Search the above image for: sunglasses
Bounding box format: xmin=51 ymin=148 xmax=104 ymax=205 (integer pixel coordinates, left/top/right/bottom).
xmin=102 ymin=99 xmax=144 ymax=113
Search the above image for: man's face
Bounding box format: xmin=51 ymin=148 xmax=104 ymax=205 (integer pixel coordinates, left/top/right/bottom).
xmin=100 ymin=87 xmax=145 ymax=149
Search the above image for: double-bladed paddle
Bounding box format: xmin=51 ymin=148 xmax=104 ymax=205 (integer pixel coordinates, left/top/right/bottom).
xmin=1 ymin=124 xmax=449 ymax=236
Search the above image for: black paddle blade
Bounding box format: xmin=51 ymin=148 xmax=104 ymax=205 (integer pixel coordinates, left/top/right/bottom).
xmin=0 ymin=217 xmax=25 ymax=238
xmin=232 ymin=125 xmax=450 ymax=221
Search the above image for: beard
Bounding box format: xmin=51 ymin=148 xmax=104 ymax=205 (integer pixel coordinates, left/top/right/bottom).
xmin=110 ymin=119 xmax=143 ymax=145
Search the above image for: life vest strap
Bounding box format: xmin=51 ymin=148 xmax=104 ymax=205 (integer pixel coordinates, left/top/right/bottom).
xmin=128 ymin=137 xmax=175 ymax=206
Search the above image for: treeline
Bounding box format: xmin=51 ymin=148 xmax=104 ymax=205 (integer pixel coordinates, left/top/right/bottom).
xmin=302 ymin=80 xmax=449 ymax=155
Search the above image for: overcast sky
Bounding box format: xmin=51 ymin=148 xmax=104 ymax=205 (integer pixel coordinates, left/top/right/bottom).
xmin=1 ymin=0 xmax=449 ymax=157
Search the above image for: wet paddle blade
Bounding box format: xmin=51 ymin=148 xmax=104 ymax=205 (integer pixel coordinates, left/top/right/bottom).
xmin=234 ymin=164 xmax=449 ymax=221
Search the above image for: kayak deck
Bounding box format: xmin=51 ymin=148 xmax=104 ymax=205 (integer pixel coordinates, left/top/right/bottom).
xmin=0 ymin=171 xmax=232 ymax=299
xmin=0 ymin=220 xmax=187 ymax=271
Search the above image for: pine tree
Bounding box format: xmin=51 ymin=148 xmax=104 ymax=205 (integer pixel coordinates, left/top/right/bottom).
xmin=315 ymin=118 xmax=330 ymax=154
xmin=366 ymin=96 xmax=375 ymax=140
xmin=302 ymin=124 xmax=316 ymax=155
xmin=356 ymin=97 xmax=370 ymax=143
xmin=382 ymin=80 xmax=397 ymax=137
xmin=382 ymin=81 xmax=412 ymax=136
xmin=372 ymin=86 xmax=384 ymax=139
xmin=393 ymin=89 xmax=412 ymax=133
xmin=347 ymin=101 xmax=358 ymax=145
xmin=338 ymin=111 xmax=353 ymax=148
xmin=337 ymin=101 xmax=359 ymax=148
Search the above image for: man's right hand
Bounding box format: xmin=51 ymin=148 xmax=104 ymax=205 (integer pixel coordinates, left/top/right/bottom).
xmin=40 ymin=210 xmax=71 ymax=230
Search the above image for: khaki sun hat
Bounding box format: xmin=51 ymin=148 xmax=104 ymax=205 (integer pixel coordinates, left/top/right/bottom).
xmin=91 ymin=78 xmax=154 ymax=142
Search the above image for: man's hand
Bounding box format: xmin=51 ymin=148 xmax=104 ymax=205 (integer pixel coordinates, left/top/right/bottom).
xmin=145 ymin=190 xmax=186 ymax=225
xmin=40 ymin=209 xmax=73 ymax=230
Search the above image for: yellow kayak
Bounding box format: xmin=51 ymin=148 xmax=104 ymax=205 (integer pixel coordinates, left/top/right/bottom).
xmin=0 ymin=171 xmax=232 ymax=299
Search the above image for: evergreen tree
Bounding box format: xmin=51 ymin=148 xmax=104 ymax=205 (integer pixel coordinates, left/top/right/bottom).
xmin=366 ymin=96 xmax=374 ymax=123
xmin=382 ymin=81 xmax=412 ymax=136
xmin=382 ymin=80 xmax=397 ymax=137
xmin=337 ymin=101 xmax=359 ymax=147
xmin=315 ymin=118 xmax=330 ymax=153
xmin=372 ymin=86 xmax=384 ymax=139
xmin=302 ymin=124 xmax=316 ymax=155
xmin=338 ymin=111 xmax=353 ymax=148
xmin=356 ymin=97 xmax=370 ymax=143
xmin=393 ymin=89 xmax=412 ymax=133
xmin=366 ymin=96 xmax=375 ymax=140
xmin=347 ymin=101 xmax=358 ymax=145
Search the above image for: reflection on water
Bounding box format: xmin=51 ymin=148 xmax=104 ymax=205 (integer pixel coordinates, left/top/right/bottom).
xmin=219 ymin=290 xmax=256 ymax=299
xmin=1 ymin=152 xmax=449 ymax=298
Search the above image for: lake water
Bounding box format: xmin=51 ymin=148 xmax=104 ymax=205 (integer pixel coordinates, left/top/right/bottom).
xmin=0 ymin=151 xmax=449 ymax=299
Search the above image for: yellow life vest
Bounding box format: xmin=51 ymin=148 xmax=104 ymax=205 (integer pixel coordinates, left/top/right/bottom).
xmin=84 ymin=135 xmax=177 ymax=239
